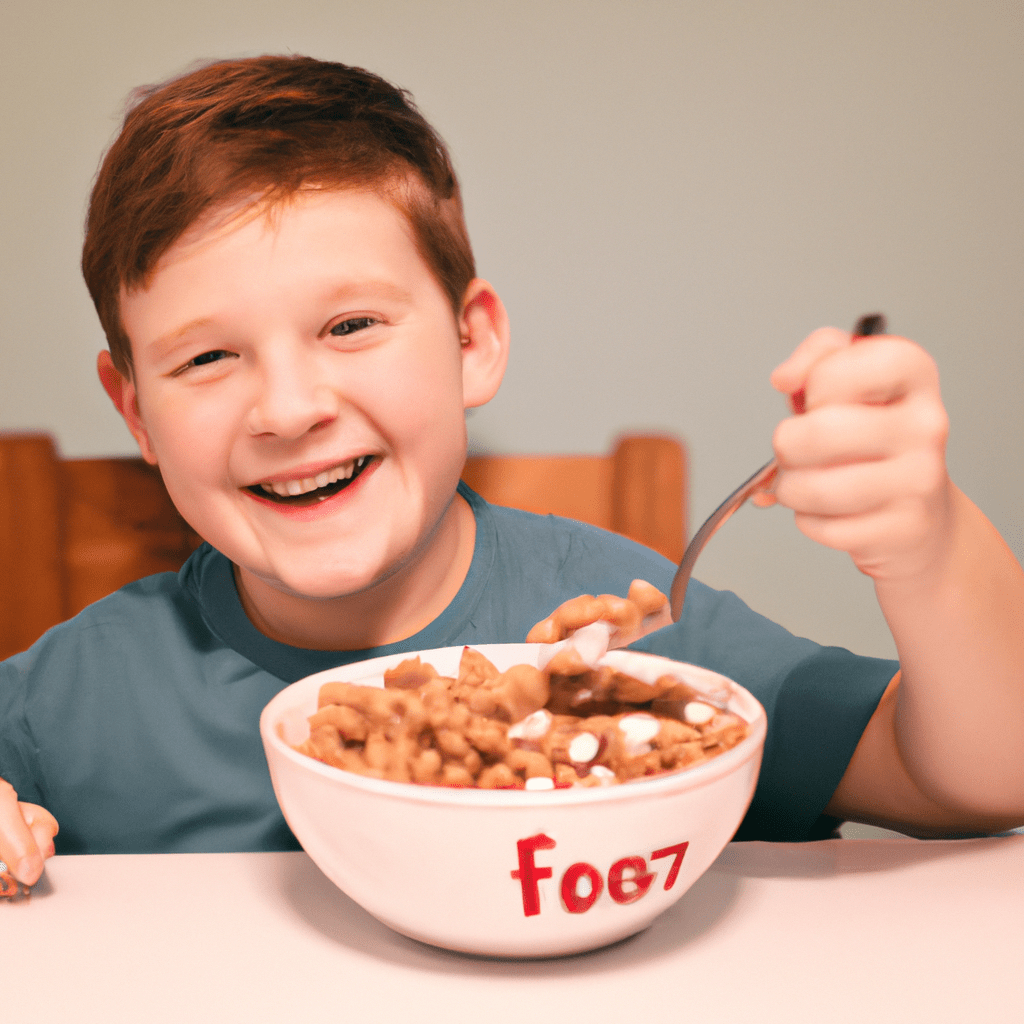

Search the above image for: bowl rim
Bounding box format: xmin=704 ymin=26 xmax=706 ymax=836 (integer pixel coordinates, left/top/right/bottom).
xmin=260 ymin=643 xmax=767 ymax=808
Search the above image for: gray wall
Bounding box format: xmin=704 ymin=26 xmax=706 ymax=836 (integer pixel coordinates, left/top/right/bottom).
xmin=3 ymin=0 xmax=1022 ymax=660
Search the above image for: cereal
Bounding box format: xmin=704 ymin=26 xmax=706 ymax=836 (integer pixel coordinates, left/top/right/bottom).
xmin=293 ymin=643 xmax=750 ymax=790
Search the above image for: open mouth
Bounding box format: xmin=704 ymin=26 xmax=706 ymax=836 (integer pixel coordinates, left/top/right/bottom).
xmin=246 ymin=455 xmax=376 ymax=506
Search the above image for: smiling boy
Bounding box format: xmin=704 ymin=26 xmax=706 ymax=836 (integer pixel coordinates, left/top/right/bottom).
xmin=2 ymin=55 xmax=1023 ymax=887
xmin=105 ymin=188 xmax=506 ymax=651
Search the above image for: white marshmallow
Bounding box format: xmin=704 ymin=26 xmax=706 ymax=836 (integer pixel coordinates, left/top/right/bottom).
xmin=683 ymin=701 xmax=716 ymax=725
xmin=507 ymin=709 xmax=552 ymax=740
xmin=524 ymin=776 xmax=555 ymax=791
xmin=618 ymin=713 xmax=661 ymax=755
xmin=587 ymin=765 xmax=616 ymax=785
xmin=568 ymin=731 xmax=600 ymax=763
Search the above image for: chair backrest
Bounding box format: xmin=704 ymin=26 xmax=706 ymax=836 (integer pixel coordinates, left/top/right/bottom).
xmin=0 ymin=431 xmax=685 ymax=659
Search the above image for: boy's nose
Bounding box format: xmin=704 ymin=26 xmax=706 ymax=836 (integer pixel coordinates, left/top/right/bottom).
xmin=246 ymin=359 xmax=341 ymax=440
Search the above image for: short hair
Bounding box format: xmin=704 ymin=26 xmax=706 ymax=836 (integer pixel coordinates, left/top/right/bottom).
xmin=82 ymin=55 xmax=476 ymax=376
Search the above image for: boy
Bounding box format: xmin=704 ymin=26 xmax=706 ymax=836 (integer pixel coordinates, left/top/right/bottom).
xmin=2 ymin=55 xmax=1023 ymax=888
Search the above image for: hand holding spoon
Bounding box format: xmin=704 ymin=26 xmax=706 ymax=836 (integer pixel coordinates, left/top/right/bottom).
xmin=668 ymin=314 xmax=888 ymax=621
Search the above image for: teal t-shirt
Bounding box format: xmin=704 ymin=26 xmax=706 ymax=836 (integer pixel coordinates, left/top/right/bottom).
xmin=0 ymin=484 xmax=896 ymax=852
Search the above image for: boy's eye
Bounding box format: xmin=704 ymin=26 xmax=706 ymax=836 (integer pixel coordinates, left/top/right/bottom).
xmin=329 ymin=317 xmax=378 ymax=337
xmin=174 ymin=350 xmax=236 ymax=375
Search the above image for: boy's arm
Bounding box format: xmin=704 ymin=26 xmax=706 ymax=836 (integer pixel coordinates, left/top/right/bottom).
xmin=0 ymin=778 xmax=57 ymax=885
xmin=770 ymin=328 xmax=1024 ymax=832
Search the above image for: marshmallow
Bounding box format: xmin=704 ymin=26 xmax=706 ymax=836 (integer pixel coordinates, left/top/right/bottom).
xmin=683 ymin=701 xmax=716 ymax=726
xmin=568 ymin=731 xmax=600 ymax=764
xmin=507 ymin=709 xmax=552 ymax=740
xmin=524 ymin=776 xmax=555 ymax=791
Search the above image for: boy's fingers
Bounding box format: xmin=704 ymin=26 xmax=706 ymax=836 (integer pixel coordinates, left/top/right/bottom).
xmin=0 ymin=781 xmax=46 ymax=885
xmin=774 ymin=402 xmax=911 ymax=468
xmin=798 ymin=337 xmax=941 ymax=412
xmin=24 ymin=803 xmax=59 ymax=860
xmin=770 ymin=327 xmax=850 ymax=403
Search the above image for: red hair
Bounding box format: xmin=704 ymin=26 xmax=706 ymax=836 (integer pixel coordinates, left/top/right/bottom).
xmin=82 ymin=55 xmax=476 ymax=375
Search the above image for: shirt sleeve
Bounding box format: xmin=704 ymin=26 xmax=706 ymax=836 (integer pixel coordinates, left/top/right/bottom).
xmin=0 ymin=649 xmax=45 ymax=806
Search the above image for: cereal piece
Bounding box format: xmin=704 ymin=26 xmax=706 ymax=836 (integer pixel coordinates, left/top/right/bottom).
xmin=508 ymin=748 xmax=554 ymax=780
xmin=459 ymin=663 xmax=549 ymax=723
xmin=543 ymin=645 xmax=593 ymax=677
xmin=465 ymin=716 xmax=511 ymax=758
xmin=384 ymin=656 xmax=443 ymax=690
xmin=660 ymin=739 xmax=708 ymax=771
xmin=627 ymin=578 xmax=670 ymax=618
xmin=701 ymin=713 xmax=748 ymax=750
xmin=300 ymin=724 xmax=344 ymax=766
xmin=477 ymin=762 xmax=519 ymax=789
xmin=435 ymin=728 xmax=472 ymax=759
xmin=441 ymin=762 xmax=475 ymax=787
xmin=609 ymin=670 xmax=664 ymax=704
xmin=654 ymin=718 xmax=700 ymax=747
xmin=411 ymin=748 xmax=443 ymax=784
xmin=420 ymin=678 xmax=457 ymax=728
xmin=617 ymin=748 xmax=663 ymax=780
xmin=307 ymin=703 xmax=369 ymax=743
xmin=525 ymin=594 xmax=607 ymax=645
xmin=459 ymin=747 xmax=483 ymax=778
xmin=458 ymin=646 xmax=500 ymax=687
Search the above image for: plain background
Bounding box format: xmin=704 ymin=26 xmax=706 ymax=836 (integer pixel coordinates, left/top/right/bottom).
xmin=2 ymin=0 xmax=1022 ymax=662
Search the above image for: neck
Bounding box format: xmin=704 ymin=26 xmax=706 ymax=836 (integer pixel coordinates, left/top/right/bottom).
xmin=233 ymin=493 xmax=477 ymax=650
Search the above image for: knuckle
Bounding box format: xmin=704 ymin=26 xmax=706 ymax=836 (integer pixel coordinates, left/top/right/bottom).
xmin=917 ymin=402 xmax=950 ymax=446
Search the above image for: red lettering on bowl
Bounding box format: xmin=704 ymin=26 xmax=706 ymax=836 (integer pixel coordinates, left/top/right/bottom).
xmin=650 ymin=841 xmax=689 ymax=890
xmin=607 ymin=856 xmax=655 ymax=904
xmin=560 ymin=862 xmax=603 ymax=914
xmin=511 ymin=833 xmax=556 ymax=917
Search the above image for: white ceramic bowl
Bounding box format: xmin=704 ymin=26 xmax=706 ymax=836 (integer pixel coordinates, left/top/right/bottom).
xmin=260 ymin=643 xmax=765 ymax=958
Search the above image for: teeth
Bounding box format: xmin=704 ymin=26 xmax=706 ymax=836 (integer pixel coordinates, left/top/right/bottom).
xmin=257 ymin=456 xmax=369 ymax=498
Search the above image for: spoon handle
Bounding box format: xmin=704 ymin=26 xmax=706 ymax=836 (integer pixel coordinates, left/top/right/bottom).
xmin=669 ymin=313 xmax=888 ymax=621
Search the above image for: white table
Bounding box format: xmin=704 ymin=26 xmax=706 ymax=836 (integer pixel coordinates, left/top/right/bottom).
xmin=4 ymin=837 xmax=1021 ymax=1023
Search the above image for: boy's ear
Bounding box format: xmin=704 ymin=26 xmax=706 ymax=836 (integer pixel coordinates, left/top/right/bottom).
xmin=96 ymin=350 xmax=158 ymax=465
xmin=458 ymin=279 xmax=510 ymax=409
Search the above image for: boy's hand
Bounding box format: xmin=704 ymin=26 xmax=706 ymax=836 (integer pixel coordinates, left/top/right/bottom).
xmin=0 ymin=778 xmax=58 ymax=886
xmin=526 ymin=579 xmax=672 ymax=647
xmin=763 ymin=326 xmax=954 ymax=582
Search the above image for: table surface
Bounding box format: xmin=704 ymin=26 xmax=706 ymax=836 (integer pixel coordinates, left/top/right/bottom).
xmin=4 ymin=837 xmax=1022 ymax=1024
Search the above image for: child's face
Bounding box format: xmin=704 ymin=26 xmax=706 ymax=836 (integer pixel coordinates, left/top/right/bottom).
xmin=108 ymin=189 xmax=506 ymax=606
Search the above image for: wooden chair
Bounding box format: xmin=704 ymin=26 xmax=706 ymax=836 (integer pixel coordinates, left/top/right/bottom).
xmin=0 ymin=432 xmax=685 ymax=660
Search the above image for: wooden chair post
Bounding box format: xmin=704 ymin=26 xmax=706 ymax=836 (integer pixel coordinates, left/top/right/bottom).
xmin=0 ymin=434 xmax=67 ymax=657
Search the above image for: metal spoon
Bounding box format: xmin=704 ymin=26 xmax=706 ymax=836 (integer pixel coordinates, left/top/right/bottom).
xmin=668 ymin=313 xmax=888 ymax=621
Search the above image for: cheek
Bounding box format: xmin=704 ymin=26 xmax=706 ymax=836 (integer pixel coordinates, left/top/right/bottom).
xmin=142 ymin=392 xmax=239 ymax=486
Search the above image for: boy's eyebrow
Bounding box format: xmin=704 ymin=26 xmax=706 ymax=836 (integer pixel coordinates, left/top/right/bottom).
xmin=321 ymin=279 xmax=414 ymax=305
xmin=148 ymin=317 xmax=217 ymax=356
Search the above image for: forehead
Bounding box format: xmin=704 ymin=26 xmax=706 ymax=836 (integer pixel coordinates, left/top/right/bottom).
xmin=151 ymin=186 xmax=421 ymax=281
